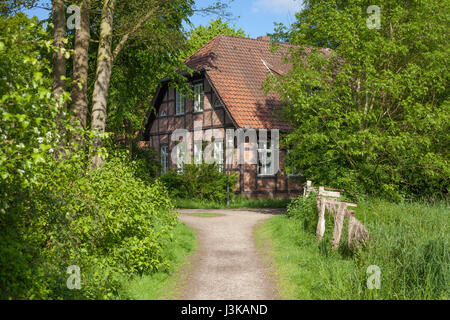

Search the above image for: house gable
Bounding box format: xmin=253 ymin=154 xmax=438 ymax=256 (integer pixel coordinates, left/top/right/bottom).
xmin=143 ymin=73 xmax=236 ymax=152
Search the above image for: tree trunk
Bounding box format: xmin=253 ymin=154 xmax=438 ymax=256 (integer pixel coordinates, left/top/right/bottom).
xmin=90 ymin=0 xmax=115 ymax=167
xmin=52 ymin=0 xmax=66 ymax=99
xmin=70 ymin=0 xmax=90 ymax=128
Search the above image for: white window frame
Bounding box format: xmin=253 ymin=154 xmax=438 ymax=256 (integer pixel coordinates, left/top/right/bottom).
xmin=213 ymin=140 xmax=224 ymax=172
xmin=258 ymin=141 xmax=274 ymax=176
xmin=160 ymin=145 xmax=168 ymax=174
xmin=176 ymin=89 xmax=185 ymax=115
xmin=193 ymin=83 xmax=204 ymax=112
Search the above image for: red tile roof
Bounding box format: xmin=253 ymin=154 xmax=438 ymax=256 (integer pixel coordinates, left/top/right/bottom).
xmin=184 ymin=35 xmax=295 ymax=130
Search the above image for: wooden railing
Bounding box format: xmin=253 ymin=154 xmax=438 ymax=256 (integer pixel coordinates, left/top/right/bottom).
xmin=305 ymin=181 xmax=369 ymax=251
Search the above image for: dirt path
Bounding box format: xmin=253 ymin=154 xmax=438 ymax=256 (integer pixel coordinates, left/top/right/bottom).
xmin=176 ymin=209 xmax=282 ymax=300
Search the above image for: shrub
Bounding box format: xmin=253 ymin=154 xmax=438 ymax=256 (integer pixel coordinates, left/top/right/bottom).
xmin=0 ymin=14 xmax=177 ymax=299
xmin=287 ymin=194 xmax=317 ymax=233
xmin=160 ymin=163 xmax=238 ymax=203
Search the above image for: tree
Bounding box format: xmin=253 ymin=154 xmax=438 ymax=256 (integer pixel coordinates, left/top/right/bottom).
xmin=18 ymin=0 xmax=233 ymax=166
xmin=70 ymin=0 xmax=91 ymax=128
xmin=51 ymin=0 xmax=66 ymax=99
xmin=268 ymin=0 xmax=449 ymax=199
xmin=88 ymin=0 xmax=235 ymax=167
xmin=183 ymin=17 xmax=248 ymax=59
xmin=89 ymin=0 xmax=195 ymax=167
xmin=0 ymin=0 xmax=39 ymax=16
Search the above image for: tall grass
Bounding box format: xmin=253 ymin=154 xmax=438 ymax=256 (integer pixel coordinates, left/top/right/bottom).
xmin=257 ymin=198 xmax=449 ymax=299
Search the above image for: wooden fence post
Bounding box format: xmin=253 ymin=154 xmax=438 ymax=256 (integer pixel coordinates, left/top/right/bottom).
xmin=331 ymin=202 xmax=346 ymax=250
xmin=316 ymin=196 xmax=326 ymax=242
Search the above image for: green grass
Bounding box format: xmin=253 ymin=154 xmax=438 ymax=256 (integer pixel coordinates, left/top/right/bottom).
xmin=174 ymin=197 xmax=290 ymax=209
xmin=118 ymin=221 xmax=196 ymax=300
xmin=183 ymin=212 xmax=225 ymax=217
xmin=256 ymin=198 xmax=449 ymax=300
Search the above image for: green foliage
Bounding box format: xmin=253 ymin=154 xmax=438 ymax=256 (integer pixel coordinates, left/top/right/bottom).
xmin=268 ymin=0 xmax=450 ymax=200
xmin=183 ymin=17 xmax=248 ymax=59
xmin=160 ymin=163 xmax=237 ymax=202
xmin=0 ymin=0 xmax=38 ymax=16
xmin=119 ymin=221 xmax=196 ymax=300
xmin=0 ymin=14 xmax=67 ymax=299
xmin=287 ymin=194 xmax=317 ymax=233
xmin=267 ymin=196 xmax=449 ymax=299
xmin=107 ymin=0 xmax=194 ymax=142
xmin=0 ymin=13 xmax=178 ymax=299
xmin=128 ymin=142 xmax=160 ymax=184
xmin=35 ymin=154 xmax=176 ymax=299
xmin=0 ymin=13 xmax=60 ymax=188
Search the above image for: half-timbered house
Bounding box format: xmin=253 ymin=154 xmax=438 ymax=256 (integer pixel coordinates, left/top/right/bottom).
xmin=142 ymin=35 xmax=302 ymax=198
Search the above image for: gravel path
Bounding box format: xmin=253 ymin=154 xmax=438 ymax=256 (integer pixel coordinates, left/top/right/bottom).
xmin=177 ymin=209 xmax=282 ymax=300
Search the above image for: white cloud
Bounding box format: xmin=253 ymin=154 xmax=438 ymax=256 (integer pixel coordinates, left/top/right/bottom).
xmin=251 ymin=0 xmax=303 ymax=15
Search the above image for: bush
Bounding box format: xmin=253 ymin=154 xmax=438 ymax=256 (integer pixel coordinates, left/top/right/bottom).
xmin=42 ymin=154 xmax=176 ymax=299
xmin=1 ymin=149 xmax=177 ymax=299
xmin=0 ymin=14 xmax=177 ymax=299
xmin=287 ymin=194 xmax=317 ymax=233
xmin=160 ymin=163 xmax=238 ymax=203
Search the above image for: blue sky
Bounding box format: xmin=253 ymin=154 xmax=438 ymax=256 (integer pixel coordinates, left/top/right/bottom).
xmin=190 ymin=0 xmax=303 ymax=37
xmin=23 ymin=0 xmax=303 ymax=38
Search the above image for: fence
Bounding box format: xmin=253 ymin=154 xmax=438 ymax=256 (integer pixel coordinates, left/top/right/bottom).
xmin=304 ymin=181 xmax=369 ymax=251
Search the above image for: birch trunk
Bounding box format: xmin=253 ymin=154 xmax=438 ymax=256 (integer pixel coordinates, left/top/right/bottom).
xmin=70 ymin=0 xmax=90 ymax=128
xmin=90 ymin=0 xmax=115 ymax=167
xmin=52 ymin=0 xmax=66 ymax=99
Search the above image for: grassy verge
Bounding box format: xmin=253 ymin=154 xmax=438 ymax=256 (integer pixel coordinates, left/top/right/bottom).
xmin=174 ymin=197 xmax=290 ymax=209
xmin=256 ymin=198 xmax=449 ymax=299
xmin=118 ymin=221 xmax=196 ymax=299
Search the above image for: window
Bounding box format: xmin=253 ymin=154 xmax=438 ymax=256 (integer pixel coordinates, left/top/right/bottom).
xmin=258 ymin=141 xmax=274 ymax=176
xmin=213 ymin=140 xmax=224 ymax=172
xmin=176 ymin=89 xmax=184 ymax=115
xmin=160 ymin=146 xmax=168 ymax=174
xmin=193 ymin=83 xmax=204 ymax=112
